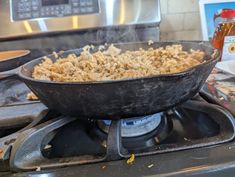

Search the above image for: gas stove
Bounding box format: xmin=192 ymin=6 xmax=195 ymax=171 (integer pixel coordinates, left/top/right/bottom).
xmin=1 ymin=75 xmax=235 ymax=177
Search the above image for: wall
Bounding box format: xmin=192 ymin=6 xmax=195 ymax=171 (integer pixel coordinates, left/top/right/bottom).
xmin=160 ymin=0 xmax=202 ymax=41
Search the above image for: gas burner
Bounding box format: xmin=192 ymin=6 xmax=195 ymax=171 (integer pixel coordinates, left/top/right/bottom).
xmin=93 ymin=114 xmax=173 ymax=152
xmin=97 ymin=113 xmax=163 ymax=138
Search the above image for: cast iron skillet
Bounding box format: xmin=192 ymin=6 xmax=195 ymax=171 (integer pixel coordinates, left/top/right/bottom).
xmin=0 ymin=41 xmax=219 ymax=120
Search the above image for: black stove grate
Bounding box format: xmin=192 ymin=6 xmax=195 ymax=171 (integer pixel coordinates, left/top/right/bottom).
xmin=0 ymin=97 xmax=234 ymax=172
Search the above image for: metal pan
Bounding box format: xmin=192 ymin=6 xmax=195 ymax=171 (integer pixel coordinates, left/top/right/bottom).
xmin=0 ymin=41 xmax=219 ymax=120
xmin=0 ymin=50 xmax=30 ymax=72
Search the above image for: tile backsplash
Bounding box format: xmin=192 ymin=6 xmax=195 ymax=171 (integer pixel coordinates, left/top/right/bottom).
xmin=160 ymin=0 xmax=202 ymax=41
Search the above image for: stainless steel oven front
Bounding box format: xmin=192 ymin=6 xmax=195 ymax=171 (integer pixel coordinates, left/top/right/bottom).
xmin=0 ymin=0 xmax=161 ymax=39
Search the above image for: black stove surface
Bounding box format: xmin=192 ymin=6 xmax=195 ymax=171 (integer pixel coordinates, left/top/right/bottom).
xmin=2 ymin=115 xmax=235 ymax=177
xmin=4 ymin=145 xmax=235 ymax=177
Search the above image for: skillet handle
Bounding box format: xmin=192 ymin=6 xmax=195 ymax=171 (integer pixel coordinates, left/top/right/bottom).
xmin=0 ymin=67 xmax=19 ymax=80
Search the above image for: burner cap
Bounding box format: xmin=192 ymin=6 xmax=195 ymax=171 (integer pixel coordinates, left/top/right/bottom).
xmin=97 ymin=113 xmax=162 ymax=137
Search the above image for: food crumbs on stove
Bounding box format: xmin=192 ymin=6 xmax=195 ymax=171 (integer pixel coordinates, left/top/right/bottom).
xmin=148 ymin=164 xmax=154 ymax=168
xmin=101 ymin=166 xmax=106 ymax=169
xmin=36 ymin=167 xmax=41 ymax=171
xmin=44 ymin=144 xmax=52 ymax=150
xmin=155 ymin=137 xmax=160 ymax=143
xmin=26 ymin=92 xmax=38 ymax=101
xmin=127 ymin=154 xmax=135 ymax=164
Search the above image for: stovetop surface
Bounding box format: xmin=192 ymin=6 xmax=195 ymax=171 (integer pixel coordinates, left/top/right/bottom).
xmin=2 ymin=138 xmax=235 ymax=177
xmin=1 ymin=76 xmax=235 ymax=177
xmin=1 ymin=36 xmax=235 ymax=176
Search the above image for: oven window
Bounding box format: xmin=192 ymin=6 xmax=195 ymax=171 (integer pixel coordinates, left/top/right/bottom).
xmin=42 ymin=0 xmax=69 ymax=6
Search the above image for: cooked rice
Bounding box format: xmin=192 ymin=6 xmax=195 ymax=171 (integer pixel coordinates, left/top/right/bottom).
xmin=32 ymin=44 xmax=205 ymax=82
